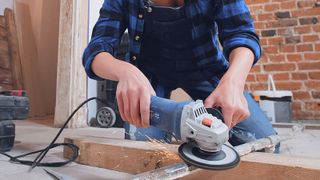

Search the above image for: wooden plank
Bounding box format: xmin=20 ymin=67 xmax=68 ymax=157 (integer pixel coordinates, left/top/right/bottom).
xmin=54 ymin=0 xmax=88 ymax=128
xmin=64 ymin=136 xmax=320 ymax=179
xmin=4 ymin=8 xmax=24 ymax=89
xmin=185 ymin=153 xmax=320 ymax=180
xmin=64 ymin=136 xmax=182 ymax=174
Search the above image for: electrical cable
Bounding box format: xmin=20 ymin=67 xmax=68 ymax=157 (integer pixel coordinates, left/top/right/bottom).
xmin=0 ymin=97 xmax=105 ymax=171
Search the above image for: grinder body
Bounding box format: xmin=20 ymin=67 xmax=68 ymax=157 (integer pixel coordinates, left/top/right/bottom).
xmin=149 ymin=96 xmax=229 ymax=152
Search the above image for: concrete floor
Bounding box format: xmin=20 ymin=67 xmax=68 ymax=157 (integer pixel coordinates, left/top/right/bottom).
xmin=0 ymin=119 xmax=131 ymax=180
xmin=0 ymin=119 xmax=319 ymax=180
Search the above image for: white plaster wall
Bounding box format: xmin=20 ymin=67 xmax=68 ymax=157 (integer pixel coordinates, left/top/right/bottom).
xmin=87 ymin=0 xmax=104 ymax=121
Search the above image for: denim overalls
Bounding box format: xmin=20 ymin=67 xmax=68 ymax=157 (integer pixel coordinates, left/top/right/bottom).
xmin=124 ymin=2 xmax=278 ymax=151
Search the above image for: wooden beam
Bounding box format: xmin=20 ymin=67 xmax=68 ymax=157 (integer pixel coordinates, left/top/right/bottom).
xmin=64 ymin=136 xmax=182 ymax=174
xmin=54 ymin=0 xmax=89 ymax=128
xmin=64 ymin=136 xmax=320 ymax=179
xmin=4 ymin=8 xmax=23 ymax=89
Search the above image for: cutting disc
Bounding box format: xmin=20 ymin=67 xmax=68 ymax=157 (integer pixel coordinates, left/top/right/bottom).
xmin=178 ymin=143 xmax=240 ymax=170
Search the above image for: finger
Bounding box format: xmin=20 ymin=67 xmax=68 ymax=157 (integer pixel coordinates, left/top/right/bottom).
xmin=231 ymin=112 xmax=242 ymax=128
xmin=147 ymin=82 xmax=156 ymax=96
xmin=204 ymin=93 xmax=217 ymax=108
xmin=116 ymin=90 xmax=126 ymax=122
xmin=123 ymin=92 xmax=131 ymax=123
xmin=140 ymin=93 xmax=150 ymax=128
xmin=222 ymin=106 xmax=233 ymax=129
xmin=130 ymin=91 xmax=142 ymax=128
xmin=238 ymin=98 xmax=250 ymax=122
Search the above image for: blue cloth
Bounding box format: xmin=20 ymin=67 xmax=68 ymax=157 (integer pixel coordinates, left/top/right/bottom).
xmin=82 ymin=0 xmax=261 ymax=80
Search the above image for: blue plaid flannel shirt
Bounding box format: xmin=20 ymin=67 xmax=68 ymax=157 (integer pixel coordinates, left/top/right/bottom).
xmin=83 ymin=0 xmax=261 ymax=80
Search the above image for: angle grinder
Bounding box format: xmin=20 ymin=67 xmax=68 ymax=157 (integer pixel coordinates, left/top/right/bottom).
xmin=149 ymin=96 xmax=240 ymax=170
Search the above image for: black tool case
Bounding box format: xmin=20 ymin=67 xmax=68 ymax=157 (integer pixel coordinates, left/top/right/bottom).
xmin=0 ymin=120 xmax=15 ymax=152
xmin=0 ymin=95 xmax=29 ymax=120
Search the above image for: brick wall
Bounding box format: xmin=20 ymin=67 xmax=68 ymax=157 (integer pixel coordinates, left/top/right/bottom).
xmin=245 ymin=0 xmax=320 ymax=120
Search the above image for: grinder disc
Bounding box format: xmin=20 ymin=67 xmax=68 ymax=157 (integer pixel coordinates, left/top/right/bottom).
xmin=178 ymin=143 xmax=240 ymax=170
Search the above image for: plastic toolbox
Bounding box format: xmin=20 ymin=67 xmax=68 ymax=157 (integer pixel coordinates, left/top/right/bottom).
xmin=0 ymin=120 xmax=15 ymax=152
xmin=0 ymin=95 xmax=29 ymax=120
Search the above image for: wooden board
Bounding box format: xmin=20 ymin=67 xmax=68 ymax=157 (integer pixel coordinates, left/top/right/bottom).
xmin=4 ymin=8 xmax=23 ymax=89
xmin=64 ymin=136 xmax=182 ymax=174
xmin=54 ymin=0 xmax=88 ymax=128
xmin=185 ymin=153 xmax=320 ymax=180
xmin=64 ymin=136 xmax=320 ymax=179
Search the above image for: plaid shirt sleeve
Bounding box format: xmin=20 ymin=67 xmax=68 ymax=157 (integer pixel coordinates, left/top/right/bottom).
xmin=215 ymin=0 xmax=261 ymax=64
xmin=82 ymin=0 xmax=127 ymax=80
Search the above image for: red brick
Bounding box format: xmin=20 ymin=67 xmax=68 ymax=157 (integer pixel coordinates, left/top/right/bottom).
xmin=258 ymin=13 xmax=275 ymax=21
xmin=292 ymin=8 xmax=320 ymax=17
xmin=315 ymin=43 xmax=320 ymax=51
xmin=246 ymin=74 xmax=256 ymax=82
xmin=293 ymin=110 xmax=314 ymax=120
xmin=251 ymin=65 xmax=262 ymax=73
xmin=256 ymin=74 xmax=268 ymax=81
xmin=294 ymin=26 xmax=312 ymax=34
xmin=303 ymin=34 xmax=319 ymax=42
xmin=297 ymin=44 xmax=314 ymax=52
xmin=268 ymin=54 xmax=286 ymax=62
xmin=305 ymin=102 xmax=320 ymax=111
xmin=250 ymin=83 xmax=268 ymax=91
xmin=265 ymin=3 xmax=280 ymax=11
xmin=254 ymin=22 xmax=265 ymax=29
xmin=309 ymin=72 xmax=320 ymax=80
xmin=298 ymin=62 xmax=320 ymax=70
xmin=287 ymin=54 xmax=302 ymax=62
xmin=264 ymin=63 xmax=296 ymax=71
xmin=246 ymin=0 xmax=270 ymax=5
xmin=280 ymin=1 xmax=297 ymax=10
xmin=267 ymin=37 xmax=283 ymax=45
xmin=293 ymin=91 xmax=311 ymax=100
xmin=266 ymin=19 xmax=298 ymax=28
xmin=275 ymin=82 xmax=302 ymax=90
xmin=291 ymin=72 xmax=308 ymax=80
xmin=260 ymin=38 xmax=268 ymax=46
xmin=297 ymin=1 xmax=317 ymax=8
xmin=313 ymin=25 xmax=320 ymax=32
xmin=305 ymin=81 xmax=320 ymax=90
xmin=285 ymin=36 xmax=301 ymax=44
xmin=280 ymin=45 xmax=295 ymax=52
xmin=312 ymin=91 xmax=320 ymax=99
xmin=292 ymin=101 xmax=301 ymax=111
xmin=273 ymin=73 xmax=290 ymax=80
xmin=304 ymin=53 xmax=320 ymax=60
xmin=263 ymin=46 xmax=279 ymax=53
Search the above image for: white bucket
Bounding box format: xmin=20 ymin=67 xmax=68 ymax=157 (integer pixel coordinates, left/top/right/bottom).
xmin=252 ymin=75 xmax=293 ymax=123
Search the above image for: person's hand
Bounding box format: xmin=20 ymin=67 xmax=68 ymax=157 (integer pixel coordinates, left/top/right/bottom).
xmin=204 ymin=79 xmax=250 ymax=129
xmin=116 ymin=63 xmax=156 ymax=128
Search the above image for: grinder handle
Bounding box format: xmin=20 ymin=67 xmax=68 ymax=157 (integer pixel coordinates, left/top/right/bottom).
xmin=149 ymin=96 xmax=190 ymax=138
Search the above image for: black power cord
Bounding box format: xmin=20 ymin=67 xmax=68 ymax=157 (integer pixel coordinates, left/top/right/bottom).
xmin=0 ymin=97 xmax=104 ymax=170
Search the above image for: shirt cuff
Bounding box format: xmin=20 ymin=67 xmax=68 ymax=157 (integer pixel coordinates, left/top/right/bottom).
xmin=83 ymin=41 xmax=114 ymax=80
xmin=223 ymin=34 xmax=261 ymax=65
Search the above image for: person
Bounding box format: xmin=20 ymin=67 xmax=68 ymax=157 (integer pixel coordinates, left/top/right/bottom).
xmin=83 ymin=0 xmax=279 ymax=151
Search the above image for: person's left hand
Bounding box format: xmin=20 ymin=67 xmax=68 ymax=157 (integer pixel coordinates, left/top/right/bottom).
xmin=204 ymin=79 xmax=250 ymax=129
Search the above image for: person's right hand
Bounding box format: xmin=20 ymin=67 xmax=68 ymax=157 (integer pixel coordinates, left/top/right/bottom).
xmin=116 ymin=63 xmax=156 ymax=128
